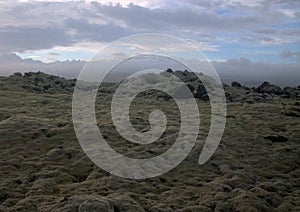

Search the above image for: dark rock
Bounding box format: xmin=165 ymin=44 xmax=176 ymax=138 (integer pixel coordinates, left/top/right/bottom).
xmin=244 ymin=99 xmax=255 ymax=104
xmin=282 ymin=87 xmax=297 ymax=98
xmin=178 ymin=206 xmax=211 ymax=212
xmin=4 ymin=71 xmax=77 ymax=94
xmin=173 ymin=70 xmax=198 ymax=83
xmin=223 ymin=185 xmax=233 ymax=192
xmin=49 ymin=195 xmax=145 ymax=212
xmin=194 ymin=83 xmax=209 ymax=101
xmin=225 ymin=92 xmax=233 ymax=102
xmin=166 ymin=68 xmax=173 ymax=73
xmin=50 ymin=196 xmax=114 ymax=211
xmin=13 ymin=72 xmax=22 ymax=77
xmin=231 ymin=81 xmax=242 ymax=87
xmin=186 ymin=83 xmax=195 ymax=93
xmin=264 ymin=135 xmax=288 ymax=143
xmin=284 ymin=109 xmax=300 ymax=117
xmin=256 ymin=82 xmax=283 ymax=95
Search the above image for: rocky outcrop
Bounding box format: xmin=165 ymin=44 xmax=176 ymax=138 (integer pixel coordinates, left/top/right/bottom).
xmin=231 ymin=81 xmax=242 ymax=88
xmin=255 ymin=81 xmax=283 ymax=95
xmin=0 ymin=71 xmax=76 ymax=94
xmin=1 ymin=71 xmax=299 ymax=102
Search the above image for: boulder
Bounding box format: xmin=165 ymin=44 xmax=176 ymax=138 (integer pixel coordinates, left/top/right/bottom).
xmin=231 ymin=81 xmax=242 ymax=87
xmin=194 ymin=84 xmax=209 ymax=101
xmin=255 ymin=82 xmax=283 ymax=95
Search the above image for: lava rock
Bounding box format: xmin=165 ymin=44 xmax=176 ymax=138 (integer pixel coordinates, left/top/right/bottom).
xmin=256 ymin=82 xmax=283 ymax=95
xmin=194 ymin=84 xmax=209 ymax=101
xmin=264 ymin=135 xmax=288 ymax=143
xmin=48 ymin=195 xmax=145 ymax=212
xmin=231 ymin=81 xmax=242 ymax=87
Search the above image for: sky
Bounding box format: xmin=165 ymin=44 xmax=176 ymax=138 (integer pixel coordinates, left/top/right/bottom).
xmin=0 ymin=0 xmax=299 ymax=86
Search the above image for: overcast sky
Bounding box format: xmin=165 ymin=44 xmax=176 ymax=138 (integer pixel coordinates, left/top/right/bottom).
xmin=0 ymin=0 xmax=299 ymax=86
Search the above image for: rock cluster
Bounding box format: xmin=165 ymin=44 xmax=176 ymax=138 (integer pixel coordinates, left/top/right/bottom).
xmin=0 ymin=71 xmax=76 ymax=94
xmin=1 ymin=71 xmax=299 ymax=103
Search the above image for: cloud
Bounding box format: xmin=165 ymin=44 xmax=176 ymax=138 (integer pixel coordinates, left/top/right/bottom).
xmin=48 ymin=52 xmax=60 ymax=56
xmin=0 ymin=53 xmax=84 ymax=78
xmin=1 ymin=53 xmax=299 ymax=87
xmin=0 ymin=0 xmax=298 ymax=54
xmin=90 ymin=2 xmax=271 ymax=32
xmin=63 ymin=18 xmax=132 ymax=42
xmin=281 ymin=49 xmax=300 ymax=61
xmin=213 ymin=57 xmax=300 ymax=86
xmin=0 ymin=25 xmax=74 ymax=52
xmin=253 ymin=28 xmax=276 ymax=34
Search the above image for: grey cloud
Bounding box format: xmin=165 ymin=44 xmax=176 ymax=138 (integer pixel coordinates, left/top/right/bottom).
xmin=225 ymin=57 xmax=252 ymax=66
xmin=0 ymin=18 xmax=132 ymax=52
xmin=0 ymin=53 xmax=23 ymax=63
xmin=185 ymin=0 xmax=223 ymax=9
xmin=0 ymin=1 xmax=298 ymax=54
xmin=262 ymin=0 xmax=300 ymax=7
xmin=253 ymin=28 xmax=277 ymax=34
xmin=0 ymin=25 xmax=72 ymax=52
xmin=91 ymin=2 xmax=269 ymax=32
xmin=213 ymin=58 xmax=300 ymax=87
xmin=281 ymin=29 xmax=300 ymax=36
xmin=1 ymin=1 xmax=90 ymax=25
xmin=241 ymin=31 xmax=298 ymax=45
xmin=48 ymin=52 xmax=60 ymax=56
xmin=63 ymin=18 xmax=132 ymax=42
xmin=281 ymin=49 xmax=300 ymax=61
xmin=0 ymin=53 xmax=84 ymax=78
xmin=255 ymin=29 xmax=300 ymax=38
xmin=186 ymin=0 xmax=300 ymax=10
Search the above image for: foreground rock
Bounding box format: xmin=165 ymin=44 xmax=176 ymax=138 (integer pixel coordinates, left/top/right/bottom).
xmin=46 ymin=195 xmax=144 ymax=212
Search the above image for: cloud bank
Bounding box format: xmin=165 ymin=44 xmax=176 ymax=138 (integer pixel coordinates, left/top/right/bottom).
xmin=1 ymin=53 xmax=299 ymax=87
